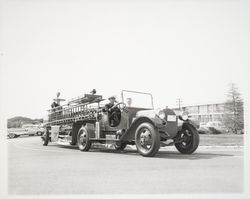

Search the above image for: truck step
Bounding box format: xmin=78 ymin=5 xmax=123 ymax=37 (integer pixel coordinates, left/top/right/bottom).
xmin=90 ymin=138 xmax=120 ymax=141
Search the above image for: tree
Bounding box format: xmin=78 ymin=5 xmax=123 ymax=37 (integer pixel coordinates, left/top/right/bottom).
xmin=223 ymin=83 xmax=244 ymax=134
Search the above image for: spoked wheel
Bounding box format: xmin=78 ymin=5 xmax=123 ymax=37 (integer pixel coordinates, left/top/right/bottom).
xmin=175 ymin=123 xmax=199 ymax=154
xmin=77 ymin=127 xmax=92 ymax=151
xmin=135 ymin=123 xmax=160 ymax=157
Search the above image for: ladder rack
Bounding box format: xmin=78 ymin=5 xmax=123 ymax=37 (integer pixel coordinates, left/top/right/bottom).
xmin=47 ymin=94 xmax=104 ymax=125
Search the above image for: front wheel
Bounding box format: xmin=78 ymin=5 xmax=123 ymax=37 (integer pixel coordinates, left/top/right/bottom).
xmin=8 ymin=133 xmax=17 ymax=139
xmin=175 ymin=123 xmax=199 ymax=154
xmin=135 ymin=123 xmax=160 ymax=157
xmin=77 ymin=127 xmax=92 ymax=151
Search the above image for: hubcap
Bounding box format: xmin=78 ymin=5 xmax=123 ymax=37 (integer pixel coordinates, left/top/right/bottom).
xmin=137 ymin=128 xmax=153 ymax=152
xmin=180 ymin=129 xmax=192 ymax=148
xmin=79 ymin=130 xmax=87 ymax=147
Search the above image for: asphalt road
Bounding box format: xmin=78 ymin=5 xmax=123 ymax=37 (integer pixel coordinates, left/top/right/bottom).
xmin=8 ymin=136 xmax=244 ymax=195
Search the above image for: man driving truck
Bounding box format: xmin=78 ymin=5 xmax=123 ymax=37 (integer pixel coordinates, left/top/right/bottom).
xmin=104 ymin=96 xmax=121 ymax=127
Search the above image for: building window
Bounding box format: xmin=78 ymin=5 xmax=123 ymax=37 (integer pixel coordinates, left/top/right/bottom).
xmin=217 ymin=104 xmax=224 ymax=112
xmin=213 ymin=104 xmax=218 ymax=112
xmin=187 ymin=106 xmax=199 ymax=114
xmin=208 ymin=105 xmax=213 ymax=113
xmin=199 ymin=105 xmax=207 ymax=114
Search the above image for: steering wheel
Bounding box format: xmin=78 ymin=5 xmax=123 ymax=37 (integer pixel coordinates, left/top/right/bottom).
xmin=111 ymin=102 xmax=127 ymax=112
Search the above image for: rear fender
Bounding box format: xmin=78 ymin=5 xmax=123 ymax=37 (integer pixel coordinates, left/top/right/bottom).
xmin=71 ymin=122 xmax=83 ymax=145
xmin=84 ymin=123 xmax=96 ymax=138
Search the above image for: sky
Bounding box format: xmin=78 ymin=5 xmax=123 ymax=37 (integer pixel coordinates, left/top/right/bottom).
xmin=0 ymin=0 xmax=249 ymax=119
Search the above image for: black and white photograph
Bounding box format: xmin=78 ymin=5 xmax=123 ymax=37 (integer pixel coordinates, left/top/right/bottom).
xmin=0 ymin=0 xmax=249 ymax=198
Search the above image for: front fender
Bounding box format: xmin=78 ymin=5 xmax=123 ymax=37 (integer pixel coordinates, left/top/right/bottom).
xmin=121 ymin=116 xmax=160 ymax=141
xmin=178 ymin=119 xmax=199 ymax=132
xmin=132 ymin=116 xmax=165 ymax=129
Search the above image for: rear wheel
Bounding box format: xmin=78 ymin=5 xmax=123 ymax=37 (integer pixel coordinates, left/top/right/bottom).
xmin=42 ymin=131 xmax=49 ymax=146
xmin=114 ymin=142 xmax=127 ymax=150
xmin=114 ymin=133 xmax=127 ymax=150
xmin=77 ymin=127 xmax=92 ymax=151
xmin=175 ymin=123 xmax=199 ymax=154
xmin=135 ymin=123 xmax=160 ymax=157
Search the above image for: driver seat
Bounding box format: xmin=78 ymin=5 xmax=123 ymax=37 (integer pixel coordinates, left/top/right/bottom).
xmin=108 ymin=109 xmax=121 ymax=127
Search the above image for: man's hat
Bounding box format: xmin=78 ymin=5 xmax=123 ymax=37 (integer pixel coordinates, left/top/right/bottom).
xmin=53 ymin=91 xmax=65 ymax=102
xmin=108 ymin=95 xmax=116 ymax=100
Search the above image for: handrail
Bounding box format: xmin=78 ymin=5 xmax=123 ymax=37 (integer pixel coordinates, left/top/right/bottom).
xmin=47 ymin=102 xmax=104 ymax=123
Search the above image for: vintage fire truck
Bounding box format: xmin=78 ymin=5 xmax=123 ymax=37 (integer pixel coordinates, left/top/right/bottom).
xmin=42 ymin=90 xmax=199 ymax=157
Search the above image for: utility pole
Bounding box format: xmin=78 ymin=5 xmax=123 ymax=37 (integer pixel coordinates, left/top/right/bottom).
xmin=176 ymin=98 xmax=183 ymax=110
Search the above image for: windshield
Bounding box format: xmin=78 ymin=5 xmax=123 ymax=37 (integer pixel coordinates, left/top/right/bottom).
xmin=121 ymin=90 xmax=154 ymax=109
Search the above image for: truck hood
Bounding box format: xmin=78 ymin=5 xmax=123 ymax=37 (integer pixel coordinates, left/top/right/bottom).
xmin=136 ymin=109 xmax=158 ymax=118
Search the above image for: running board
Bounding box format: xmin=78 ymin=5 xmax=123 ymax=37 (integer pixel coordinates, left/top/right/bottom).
xmin=90 ymin=138 xmax=120 ymax=141
xmin=160 ymin=139 xmax=174 ymax=147
xmin=56 ymin=141 xmax=71 ymax=146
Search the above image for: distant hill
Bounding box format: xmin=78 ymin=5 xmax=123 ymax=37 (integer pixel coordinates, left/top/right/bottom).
xmin=7 ymin=116 xmax=43 ymax=128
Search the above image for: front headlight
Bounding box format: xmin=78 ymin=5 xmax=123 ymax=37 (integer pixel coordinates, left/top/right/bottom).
xmin=158 ymin=110 xmax=166 ymax=120
xmin=182 ymin=114 xmax=188 ymax=120
xmin=180 ymin=111 xmax=189 ymax=120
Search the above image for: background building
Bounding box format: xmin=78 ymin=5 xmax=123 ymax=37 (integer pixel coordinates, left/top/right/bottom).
xmin=173 ymin=102 xmax=226 ymax=124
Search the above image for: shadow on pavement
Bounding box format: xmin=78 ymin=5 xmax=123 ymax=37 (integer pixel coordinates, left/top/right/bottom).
xmin=155 ymin=150 xmax=234 ymax=160
xmin=52 ymin=144 xmax=235 ymax=160
xmin=7 ymin=135 xmax=40 ymax=140
xmin=97 ymin=149 xmax=235 ymax=160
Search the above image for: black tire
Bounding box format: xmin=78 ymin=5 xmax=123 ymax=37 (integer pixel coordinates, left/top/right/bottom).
xmin=175 ymin=123 xmax=199 ymax=154
xmin=70 ymin=123 xmax=82 ymax=145
xmin=36 ymin=131 xmax=43 ymax=136
xmin=77 ymin=127 xmax=92 ymax=151
xmin=42 ymin=131 xmax=49 ymax=146
xmin=8 ymin=133 xmax=16 ymax=139
xmin=114 ymin=142 xmax=127 ymax=150
xmin=114 ymin=133 xmax=127 ymax=150
xmin=135 ymin=122 xmax=160 ymax=157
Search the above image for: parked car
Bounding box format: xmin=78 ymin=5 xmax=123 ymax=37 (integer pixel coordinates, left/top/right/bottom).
xmin=7 ymin=128 xmax=26 ymax=139
xmin=198 ymin=121 xmax=228 ymax=134
xmin=198 ymin=122 xmax=210 ymax=134
xmin=23 ymin=124 xmax=45 ymax=136
xmin=7 ymin=124 xmax=45 ymax=138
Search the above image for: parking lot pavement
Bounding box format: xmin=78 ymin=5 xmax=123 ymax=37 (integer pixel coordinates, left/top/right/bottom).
xmin=8 ymin=136 xmax=244 ymax=194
